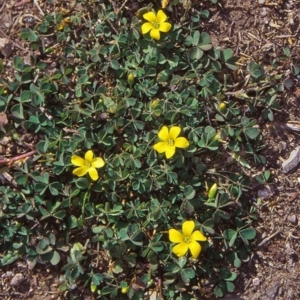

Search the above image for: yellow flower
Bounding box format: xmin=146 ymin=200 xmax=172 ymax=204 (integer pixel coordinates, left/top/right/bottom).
xmin=141 ymin=10 xmax=171 ymax=40
xmin=169 ymin=221 xmax=207 ymax=259
xmin=153 ymin=126 xmax=189 ymax=159
xmin=71 ymin=150 xmax=105 ymax=181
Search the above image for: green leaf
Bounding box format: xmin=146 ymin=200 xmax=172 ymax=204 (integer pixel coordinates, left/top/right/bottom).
xmin=199 ymin=32 xmax=211 ymax=46
xmin=49 ymin=182 xmax=62 ymax=195
xmin=264 ymin=170 xmax=271 ymax=181
xmin=224 ymin=229 xmax=237 ymax=246
xmin=180 ymin=268 xmax=195 ymax=284
xmin=165 ymin=263 xmax=180 ymax=273
xmin=177 ymin=256 xmax=187 ymax=268
xmin=214 ymin=284 xmax=224 ymax=298
xmin=157 ymin=69 xmax=171 ymax=82
xmin=200 ymin=219 xmax=215 ymax=234
xmin=75 ymin=178 xmax=90 ymax=189
xmin=283 ymin=46 xmax=290 ymax=56
xmin=227 ymin=252 xmax=242 ymax=268
xmin=102 ymin=286 xmax=115 ymax=295
xmin=20 ymin=28 xmax=39 ymax=42
xmin=244 ymin=127 xmax=260 ymax=139
xmin=112 ymin=259 xmax=124 ymax=274
xmin=92 ymin=273 xmax=103 ymax=285
xmin=0 ymin=253 xmax=19 ymax=266
xmin=181 ymin=200 xmax=195 ymax=214
xmin=284 ymin=78 xmax=294 ymax=89
xmin=222 ymin=48 xmax=234 ymax=61
xmin=239 ymin=228 xmax=256 ymax=240
xmin=225 ymin=57 xmax=238 ymax=70
xmin=163 ymin=272 xmax=177 ymax=285
xmin=192 ymin=31 xmax=200 ymax=45
xmin=53 ymin=210 xmax=66 ymax=220
xmin=226 ymin=281 xmax=235 ymax=292
xmin=184 ymin=185 xmax=195 ymax=200
xmin=0 ymin=58 xmax=3 ymax=72
xmin=50 ymin=251 xmax=61 ymax=265
xmin=225 ymin=272 xmax=237 ymax=282
xmin=232 ymin=153 xmax=251 ymax=169
xmin=189 ymin=47 xmax=203 ymax=60
xmin=11 ymin=104 xmax=24 ymax=119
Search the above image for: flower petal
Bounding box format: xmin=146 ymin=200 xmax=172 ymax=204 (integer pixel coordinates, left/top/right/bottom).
xmin=150 ymin=28 xmax=161 ymax=40
xmin=191 ymin=230 xmax=207 ymax=242
xmin=158 ymin=126 xmax=169 ymax=141
xmin=182 ymin=220 xmax=195 ymax=236
xmin=159 ymin=22 xmax=172 ymax=33
xmin=88 ymin=168 xmax=99 ymax=181
xmin=169 ymin=229 xmax=184 ymax=243
xmin=153 ymin=141 xmax=168 ymax=154
xmin=73 ymin=166 xmax=88 ymax=177
xmin=169 ymin=126 xmax=181 ymax=140
xmin=71 ymin=155 xmax=85 ymax=167
xmin=157 ymin=10 xmax=167 ymax=23
xmin=165 ymin=145 xmax=176 ymax=159
xmin=92 ymin=157 xmax=105 ymax=168
xmin=85 ymin=150 xmax=94 ymax=162
xmin=141 ymin=22 xmax=154 ymax=34
xmin=175 ymin=137 xmax=189 ymax=149
xmin=143 ymin=12 xmax=157 ymax=22
xmin=172 ymin=242 xmax=189 ymax=257
xmin=188 ymin=241 xmax=201 ymax=258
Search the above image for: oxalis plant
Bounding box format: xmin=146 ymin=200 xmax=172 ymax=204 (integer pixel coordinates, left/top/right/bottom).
xmin=0 ymin=0 xmax=293 ymax=299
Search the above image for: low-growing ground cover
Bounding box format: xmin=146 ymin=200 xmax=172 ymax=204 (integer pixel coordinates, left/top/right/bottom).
xmin=0 ymin=0 xmax=299 ymax=299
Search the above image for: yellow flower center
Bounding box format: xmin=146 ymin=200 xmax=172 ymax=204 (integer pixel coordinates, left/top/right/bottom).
xmin=167 ymin=139 xmax=174 ymax=146
xmin=86 ymin=161 xmax=92 ymax=167
xmin=183 ymin=235 xmax=191 ymax=244
xmin=152 ymin=21 xmax=160 ymax=29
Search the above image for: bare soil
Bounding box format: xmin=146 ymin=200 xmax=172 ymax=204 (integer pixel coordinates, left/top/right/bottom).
xmin=204 ymin=0 xmax=300 ymax=299
xmin=0 ymin=0 xmax=300 ymax=299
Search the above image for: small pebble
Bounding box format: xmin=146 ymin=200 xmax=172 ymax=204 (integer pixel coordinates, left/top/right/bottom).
xmin=2 ymin=271 xmax=12 ymax=278
xmin=0 ymin=137 xmax=10 ymax=145
xmin=257 ymin=187 xmax=272 ymax=199
xmin=288 ymin=215 xmax=298 ymax=225
xmin=261 ymin=8 xmax=267 ymax=16
xmin=10 ymin=273 xmax=24 ymax=286
xmin=278 ymin=141 xmax=287 ymax=152
xmin=253 ymin=277 xmax=260 ymax=286
xmin=258 ymin=0 xmax=266 ymax=4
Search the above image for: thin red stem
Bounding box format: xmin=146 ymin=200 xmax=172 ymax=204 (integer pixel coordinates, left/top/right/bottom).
xmin=0 ymin=150 xmax=37 ymax=166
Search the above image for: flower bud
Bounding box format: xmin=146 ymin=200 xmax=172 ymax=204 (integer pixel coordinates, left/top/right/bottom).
xmin=91 ymin=284 xmax=97 ymax=293
xmin=151 ymin=99 xmax=159 ymax=109
xmin=146 ymin=279 xmax=154 ymax=287
xmin=128 ymin=73 xmax=134 ymax=85
xmin=208 ymin=183 xmax=217 ymax=199
xmin=218 ymin=102 xmax=227 ymax=112
xmin=121 ymin=286 xmax=129 ymax=294
xmin=162 ymin=0 xmax=169 ymax=8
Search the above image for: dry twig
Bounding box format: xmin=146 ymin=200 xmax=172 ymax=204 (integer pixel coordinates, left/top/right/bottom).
xmin=33 ymin=0 xmax=44 ymax=16
xmin=0 ymin=27 xmax=32 ymax=53
xmin=257 ymin=230 xmax=281 ymax=247
xmin=14 ymin=0 xmax=31 ymax=7
xmin=0 ymin=150 xmax=37 ymax=167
